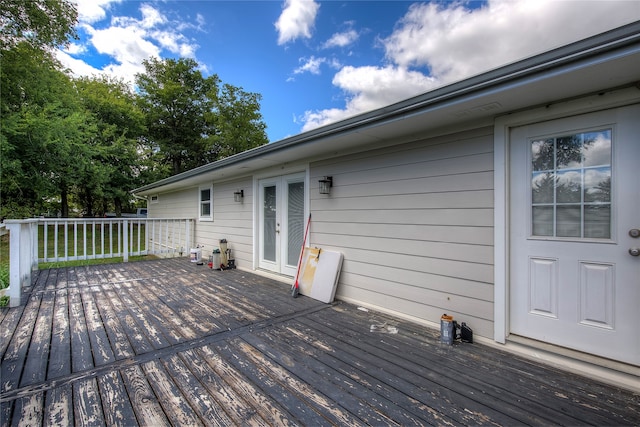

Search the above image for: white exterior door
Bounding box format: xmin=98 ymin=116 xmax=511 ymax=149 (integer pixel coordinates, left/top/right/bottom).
xmin=509 ymin=105 xmax=640 ymax=366
xmin=258 ymin=174 xmax=305 ymax=276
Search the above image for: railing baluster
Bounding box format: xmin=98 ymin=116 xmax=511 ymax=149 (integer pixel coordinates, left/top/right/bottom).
xmin=137 ymin=219 xmax=142 ymax=255
xmin=43 ymin=222 xmax=48 ymax=262
xmin=74 ymin=221 xmax=78 ymax=260
xmin=100 ymin=219 xmax=104 ymax=259
xmin=123 ymin=219 xmax=129 ymax=262
xmin=54 ymin=220 xmax=58 ymax=260
xmin=34 ymin=218 xmax=192 ymax=264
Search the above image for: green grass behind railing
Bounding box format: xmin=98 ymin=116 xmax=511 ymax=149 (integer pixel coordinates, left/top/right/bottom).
xmin=0 ymin=227 xmax=156 ymax=274
xmin=1 ymin=234 xmax=10 ymax=306
xmin=39 ymin=222 xmax=147 ymax=259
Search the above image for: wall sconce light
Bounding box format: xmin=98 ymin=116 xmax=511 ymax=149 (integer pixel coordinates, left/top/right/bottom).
xmin=233 ymin=189 xmax=244 ymax=202
xmin=318 ymin=176 xmax=333 ymax=195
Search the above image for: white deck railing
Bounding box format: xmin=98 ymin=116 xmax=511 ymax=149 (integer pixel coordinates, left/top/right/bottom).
xmin=3 ymin=218 xmax=194 ymax=307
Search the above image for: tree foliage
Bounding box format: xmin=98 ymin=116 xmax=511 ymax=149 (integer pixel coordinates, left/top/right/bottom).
xmin=1 ymin=1 xmax=269 ymax=219
xmin=1 ymin=43 xmax=86 ymax=217
xmin=75 ymin=76 xmax=146 ymax=216
xmin=0 ymin=0 xmax=78 ymax=50
xmin=137 ymin=57 xmax=268 ymax=175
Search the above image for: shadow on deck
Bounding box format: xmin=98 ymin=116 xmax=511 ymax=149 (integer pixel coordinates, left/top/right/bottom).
xmin=1 ymin=258 xmax=639 ymax=426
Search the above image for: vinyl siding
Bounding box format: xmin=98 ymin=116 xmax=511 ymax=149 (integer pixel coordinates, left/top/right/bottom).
xmin=309 ymin=126 xmax=495 ymax=338
xmin=194 ymin=178 xmax=254 ymax=269
xmin=148 ymin=188 xmax=199 ymax=219
xmin=147 ymin=179 xmax=254 ymax=269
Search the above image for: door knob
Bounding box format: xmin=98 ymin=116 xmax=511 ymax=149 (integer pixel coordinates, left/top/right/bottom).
xmin=629 ymin=229 xmax=640 ymax=238
xmin=629 ymin=248 xmax=640 ymax=257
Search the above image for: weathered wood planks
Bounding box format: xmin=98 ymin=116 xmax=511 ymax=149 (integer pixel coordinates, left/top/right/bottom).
xmin=1 ymin=258 xmax=639 ymax=426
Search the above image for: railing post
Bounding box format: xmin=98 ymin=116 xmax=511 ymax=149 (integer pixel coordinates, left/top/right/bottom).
xmin=185 ymin=219 xmax=192 ymax=256
xmin=5 ymin=219 xmax=38 ymax=307
xmin=30 ymin=220 xmax=38 ymax=271
xmin=122 ymin=219 xmax=129 ymax=262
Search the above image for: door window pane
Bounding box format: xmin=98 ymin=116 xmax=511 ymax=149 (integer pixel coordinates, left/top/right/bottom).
xmin=556 ymin=206 xmax=581 ymax=237
xmin=287 ymin=181 xmax=305 ymax=266
xmin=263 ymin=185 xmax=276 ymax=262
xmin=532 ymin=172 xmax=554 ymax=203
xmin=530 ymin=129 xmax=611 ymax=239
xmin=532 ymin=206 xmax=553 ymax=236
xmin=584 ymin=205 xmax=611 ymax=239
xmin=584 ymin=167 xmax=611 ymax=203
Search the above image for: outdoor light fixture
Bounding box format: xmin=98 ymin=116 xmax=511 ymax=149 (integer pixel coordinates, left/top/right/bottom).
xmin=233 ymin=189 xmax=244 ymax=202
xmin=318 ymin=176 xmax=333 ymax=195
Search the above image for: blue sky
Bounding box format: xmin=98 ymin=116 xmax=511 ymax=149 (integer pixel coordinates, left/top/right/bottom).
xmin=59 ymin=1 xmax=640 ymax=142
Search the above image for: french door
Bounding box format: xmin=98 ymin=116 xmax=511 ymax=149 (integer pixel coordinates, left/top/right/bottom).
xmin=509 ymin=105 xmax=640 ymax=365
xmin=258 ymin=173 xmax=306 ymax=276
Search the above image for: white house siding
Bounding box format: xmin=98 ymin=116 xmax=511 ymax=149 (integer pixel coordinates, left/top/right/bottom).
xmin=145 ymin=188 xmax=199 ymax=256
xmin=146 ymin=178 xmax=254 ymax=268
xmin=193 ymin=177 xmax=254 ymax=269
xmin=309 ymin=126 xmax=495 ymax=338
xmin=147 ymin=187 xmax=199 ymax=219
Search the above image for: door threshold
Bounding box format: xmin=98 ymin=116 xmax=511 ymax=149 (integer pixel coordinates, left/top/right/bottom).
xmin=502 ymin=335 xmax=640 ymax=393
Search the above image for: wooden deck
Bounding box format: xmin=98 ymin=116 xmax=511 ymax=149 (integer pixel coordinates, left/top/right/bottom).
xmin=1 ymin=258 xmax=638 ymax=426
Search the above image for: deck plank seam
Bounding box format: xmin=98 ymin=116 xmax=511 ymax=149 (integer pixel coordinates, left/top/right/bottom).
xmin=0 ymin=301 xmax=335 ymax=403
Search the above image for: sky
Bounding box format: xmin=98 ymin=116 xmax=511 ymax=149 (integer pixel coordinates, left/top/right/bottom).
xmin=59 ymin=0 xmax=640 ymax=143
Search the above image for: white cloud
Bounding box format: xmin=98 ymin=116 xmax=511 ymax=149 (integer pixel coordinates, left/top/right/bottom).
xmin=300 ymin=0 xmax=640 ymax=132
xmin=90 ymin=25 xmax=160 ymax=64
xmin=294 ymin=56 xmax=325 ymax=75
xmin=63 ymin=42 xmax=87 ymax=56
xmin=322 ymin=29 xmax=359 ymax=49
xmin=73 ymin=0 xmax=120 ymax=24
xmin=382 ymin=0 xmax=640 ymax=84
xmin=275 ymin=0 xmax=320 ymax=45
xmin=300 ymin=65 xmax=435 ymax=131
xmin=62 ymin=3 xmax=201 ymax=86
xmin=139 ymin=3 xmax=167 ymax=28
xmin=56 ymin=50 xmax=102 ymax=76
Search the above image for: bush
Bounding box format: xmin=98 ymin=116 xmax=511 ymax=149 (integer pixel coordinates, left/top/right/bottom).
xmin=0 ymin=265 xmax=7 ymax=290
xmin=0 ymin=265 xmax=8 ymax=307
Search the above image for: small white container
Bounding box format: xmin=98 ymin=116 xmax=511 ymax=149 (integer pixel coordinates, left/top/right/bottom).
xmin=190 ymin=247 xmax=202 ymax=263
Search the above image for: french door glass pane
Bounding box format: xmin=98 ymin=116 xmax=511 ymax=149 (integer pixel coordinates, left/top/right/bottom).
xmin=287 ymin=181 xmax=305 ymax=266
xmin=263 ymin=185 xmax=276 ymax=262
xmin=531 ymin=130 xmax=612 ymax=239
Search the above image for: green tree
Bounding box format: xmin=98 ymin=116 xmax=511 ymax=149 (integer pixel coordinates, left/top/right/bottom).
xmin=1 ymin=0 xmax=80 ymax=218
xmin=136 ymin=58 xmax=217 ymax=175
xmin=206 ymin=83 xmax=268 ymax=161
xmin=0 ymin=0 xmax=78 ymax=50
xmin=1 ymin=44 xmax=88 ymax=218
xmin=75 ymin=76 xmax=146 ymax=216
xmin=136 ymin=57 xmax=268 ymax=176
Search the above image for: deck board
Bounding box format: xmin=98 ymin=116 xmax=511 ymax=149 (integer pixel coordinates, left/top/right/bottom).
xmin=1 ymin=258 xmax=639 ymax=426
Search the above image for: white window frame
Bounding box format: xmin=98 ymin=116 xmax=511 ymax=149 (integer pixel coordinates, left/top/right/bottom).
xmin=150 ymin=194 xmax=159 ymax=204
xmin=199 ymin=184 xmax=213 ymax=221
